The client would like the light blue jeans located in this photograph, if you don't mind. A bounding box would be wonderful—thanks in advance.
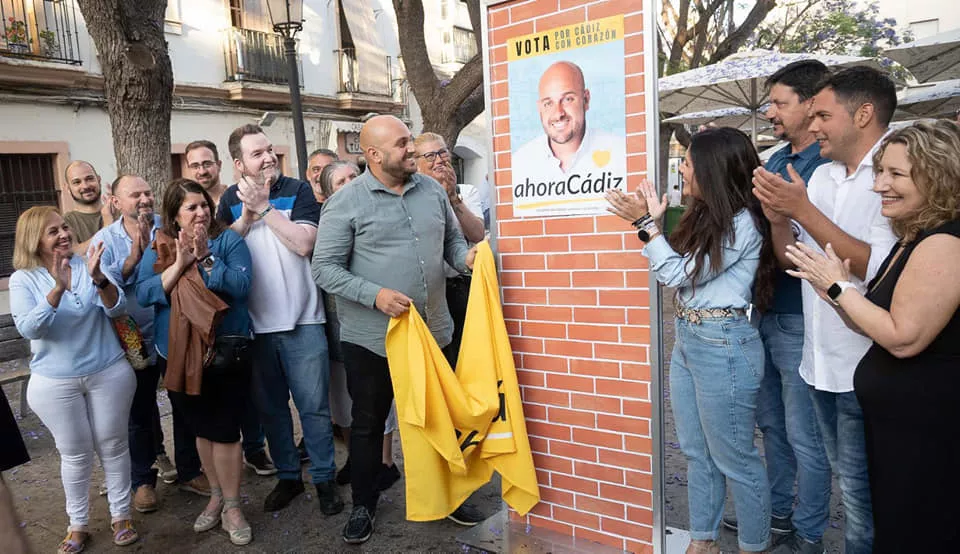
[810,389,873,554]
[756,313,831,542]
[251,324,337,483]
[671,316,771,552]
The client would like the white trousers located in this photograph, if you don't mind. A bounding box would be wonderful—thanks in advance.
[27,358,136,528]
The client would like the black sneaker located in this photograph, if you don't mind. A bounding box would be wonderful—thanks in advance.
[263,479,304,512]
[244,450,278,476]
[375,463,401,491]
[771,535,825,554]
[722,513,795,535]
[315,480,344,515]
[342,505,374,544]
[297,438,310,464]
[446,502,485,526]
[336,458,351,486]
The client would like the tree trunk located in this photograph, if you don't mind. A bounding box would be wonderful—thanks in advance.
[393,0,484,150]
[76,0,174,199]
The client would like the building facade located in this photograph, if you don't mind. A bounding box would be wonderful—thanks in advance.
[0,0,410,300]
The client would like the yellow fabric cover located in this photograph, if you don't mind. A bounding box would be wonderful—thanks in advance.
[385,240,540,521]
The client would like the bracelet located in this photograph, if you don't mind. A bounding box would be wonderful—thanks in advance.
[94,278,110,290]
[631,214,652,229]
[636,219,660,242]
[257,205,273,219]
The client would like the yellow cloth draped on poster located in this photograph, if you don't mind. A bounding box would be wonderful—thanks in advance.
[385,240,540,521]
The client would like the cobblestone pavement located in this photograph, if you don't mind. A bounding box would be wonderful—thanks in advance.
[1,355,502,553]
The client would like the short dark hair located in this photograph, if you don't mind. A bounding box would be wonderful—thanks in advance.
[814,66,898,127]
[185,140,219,162]
[308,148,338,162]
[110,173,140,195]
[765,60,830,101]
[319,160,360,198]
[228,124,265,161]
[161,178,226,239]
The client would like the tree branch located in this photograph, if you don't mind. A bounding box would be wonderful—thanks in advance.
[393,0,439,114]
[709,0,778,63]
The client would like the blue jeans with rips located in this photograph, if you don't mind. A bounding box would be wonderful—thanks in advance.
[810,388,873,554]
[670,316,771,552]
[251,324,336,484]
[756,314,831,542]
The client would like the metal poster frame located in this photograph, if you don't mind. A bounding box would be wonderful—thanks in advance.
[480,1,665,552]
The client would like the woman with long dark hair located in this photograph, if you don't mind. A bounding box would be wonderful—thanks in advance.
[136,179,254,545]
[607,127,777,554]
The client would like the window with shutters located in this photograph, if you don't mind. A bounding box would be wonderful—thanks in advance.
[223,0,290,85]
[0,154,59,277]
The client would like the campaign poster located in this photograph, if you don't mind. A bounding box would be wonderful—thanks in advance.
[508,15,628,218]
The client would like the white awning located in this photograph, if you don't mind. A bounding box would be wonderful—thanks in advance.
[340,0,391,95]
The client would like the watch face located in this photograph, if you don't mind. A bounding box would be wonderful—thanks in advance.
[827,283,842,300]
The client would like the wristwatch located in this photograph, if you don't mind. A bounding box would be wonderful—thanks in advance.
[827,281,856,305]
[199,254,216,271]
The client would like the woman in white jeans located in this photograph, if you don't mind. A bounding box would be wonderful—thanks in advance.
[9,206,138,553]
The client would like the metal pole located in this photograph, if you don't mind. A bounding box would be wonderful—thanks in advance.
[751,78,758,145]
[283,34,308,180]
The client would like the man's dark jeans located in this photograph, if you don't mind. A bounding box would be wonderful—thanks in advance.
[445,274,470,368]
[156,357,203,483]
[129,363,162,490]
[342,341,456,512]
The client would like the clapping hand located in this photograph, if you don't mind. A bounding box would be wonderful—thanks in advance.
[605,179,667,222]
[86,242,107,283]
[175,230,198,269]
[237,175,271,214]
[52,252,71,291]
[192,223,210,260]
[136,212,152,250]
[752,164,809,219]
[785,242,851,293]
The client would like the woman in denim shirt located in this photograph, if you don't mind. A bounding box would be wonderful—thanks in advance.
[136,179,254,545]
[607,128,777,554]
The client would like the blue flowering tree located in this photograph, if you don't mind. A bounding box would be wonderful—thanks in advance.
[750,0,911,57]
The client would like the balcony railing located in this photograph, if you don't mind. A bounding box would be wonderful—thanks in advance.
[336,48,358,93]
[1,0,82,65]
[224,27,289,86]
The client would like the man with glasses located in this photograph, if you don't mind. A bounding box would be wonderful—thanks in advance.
[184,139,277,479]
[184,140,228,208]
[414,133,484,364]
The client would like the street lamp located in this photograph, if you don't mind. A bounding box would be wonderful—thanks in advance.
[265,0,308,180]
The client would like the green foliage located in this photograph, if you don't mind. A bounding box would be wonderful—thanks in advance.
[751,0,911,57]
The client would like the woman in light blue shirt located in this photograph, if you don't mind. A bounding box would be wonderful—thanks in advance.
[607,128,777,554]
[9,206,138,553]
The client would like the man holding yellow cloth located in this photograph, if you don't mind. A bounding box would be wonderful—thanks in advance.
[312,115,483,544]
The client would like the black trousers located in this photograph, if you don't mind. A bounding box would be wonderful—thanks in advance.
[341,341,456,512]
[445,274,471,369]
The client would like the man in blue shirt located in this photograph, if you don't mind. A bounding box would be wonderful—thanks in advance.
[726,60,833,554]
[94,174,209,513]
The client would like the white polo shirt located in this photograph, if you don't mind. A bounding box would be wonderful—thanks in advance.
[798,137,897,393]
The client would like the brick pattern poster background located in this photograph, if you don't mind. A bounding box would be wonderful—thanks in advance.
[485,1,656,553]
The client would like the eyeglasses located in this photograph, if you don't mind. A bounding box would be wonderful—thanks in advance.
[187,161,217,171]
[415,148,449,163]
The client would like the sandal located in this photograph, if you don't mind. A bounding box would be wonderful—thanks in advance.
[193,486,223,533]
[57,529,88,554]
[686,539,721,554]
[221,497,252,546]
[111,519,139,547]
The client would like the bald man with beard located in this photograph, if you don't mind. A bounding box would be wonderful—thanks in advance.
[512,61,626,211]
[312,115,483,544]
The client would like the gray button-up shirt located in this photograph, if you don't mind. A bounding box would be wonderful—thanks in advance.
[312,170,470,357]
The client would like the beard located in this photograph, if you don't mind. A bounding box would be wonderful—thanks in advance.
[70,189,100,206]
